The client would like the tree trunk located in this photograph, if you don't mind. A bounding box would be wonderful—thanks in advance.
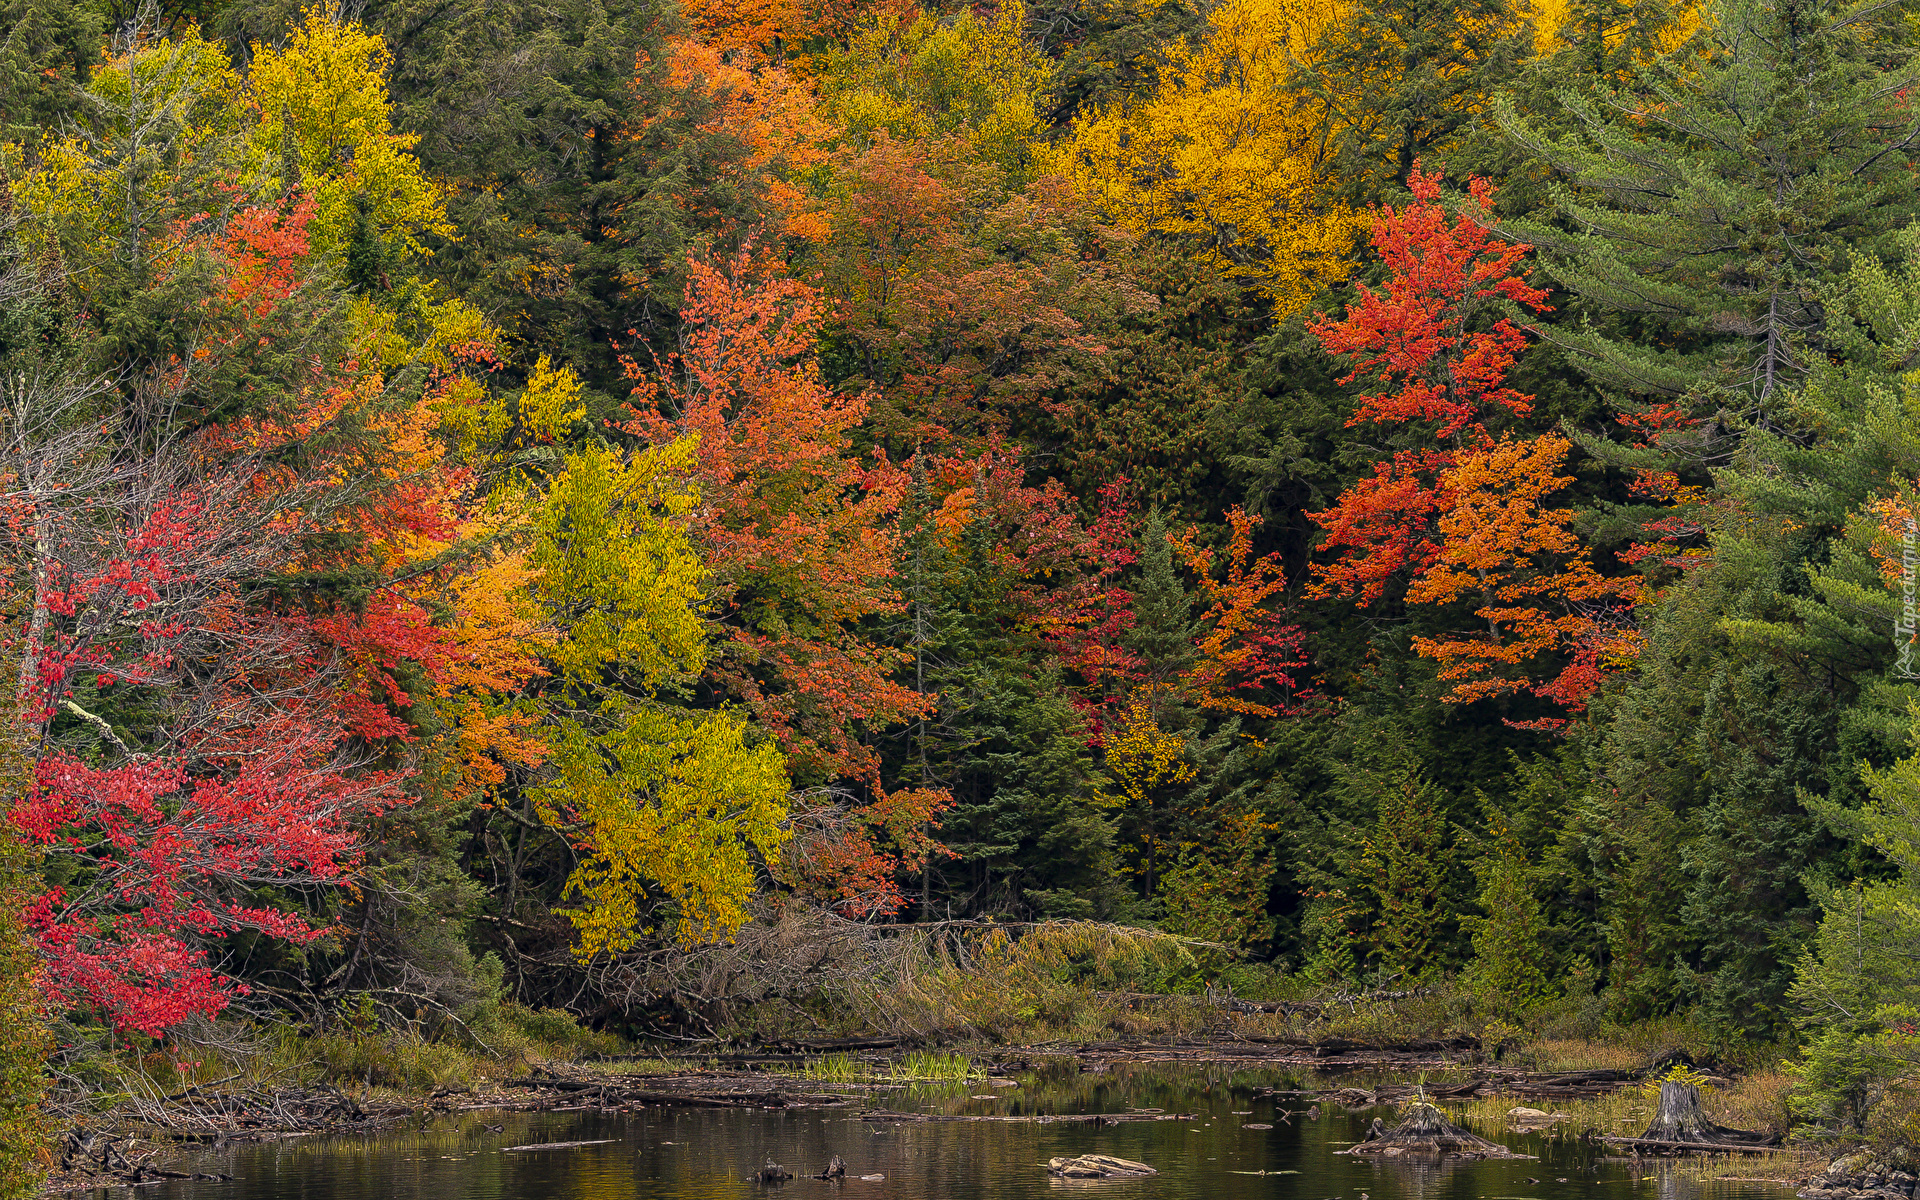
[1636,1082,1775,1145]
[1640,1082,1719,1143]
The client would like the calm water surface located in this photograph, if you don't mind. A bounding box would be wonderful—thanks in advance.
[93,1064,1795,1200]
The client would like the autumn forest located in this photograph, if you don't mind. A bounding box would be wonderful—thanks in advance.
[2,0,1920,1186]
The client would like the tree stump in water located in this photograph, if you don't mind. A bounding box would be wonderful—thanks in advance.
[1641,1083,1719,1143]
[1633,1083,1776,1148]
[1340,1102,1534,1159]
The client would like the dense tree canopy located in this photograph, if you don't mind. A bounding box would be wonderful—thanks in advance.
[7,0,1920,1185]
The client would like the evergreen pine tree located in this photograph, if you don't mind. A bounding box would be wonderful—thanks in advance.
[1551,0,1688,82]
[1499,0,1920,410]
[0,0,103,152]
[259,0,766,396]
[1463,808,1553,1016]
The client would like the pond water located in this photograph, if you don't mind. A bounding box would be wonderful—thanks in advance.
[89,1064,1796,1200]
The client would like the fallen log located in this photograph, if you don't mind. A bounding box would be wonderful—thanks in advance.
[859,1109,1193,1124]
[500,1079,783,1108]
[1049,1155,1158,1179]
[1602,1136,1787,1154]
[502,1140,617,1152]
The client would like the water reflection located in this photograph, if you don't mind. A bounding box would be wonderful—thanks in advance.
[86,1064,1795,1200]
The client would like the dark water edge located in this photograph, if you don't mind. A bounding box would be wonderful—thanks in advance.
[84,1064,1796,1200]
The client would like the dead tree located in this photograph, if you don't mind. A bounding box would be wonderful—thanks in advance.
[1632,1083,1777,1148]
[1341,1102,1534,1159]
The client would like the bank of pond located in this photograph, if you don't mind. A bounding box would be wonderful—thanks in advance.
[61,1063,1807,1200]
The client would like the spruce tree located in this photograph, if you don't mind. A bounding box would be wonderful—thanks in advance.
[1552,0,1688,82]
[0,0,103,151]
[1499,0,1920,411]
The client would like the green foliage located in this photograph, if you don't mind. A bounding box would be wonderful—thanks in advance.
[0,810,48,1197]
[1309,0,1531,197]
[0,0,103,150]
[891,1050,973,1080]
[1500,0,1920,407]
[1463,810,1553,1016]
[1359,765,1455,979]
[1791,715,1920,1136]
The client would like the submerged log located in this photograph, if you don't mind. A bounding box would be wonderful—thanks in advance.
[1339,1102,1535,1160]
[1605,1136,1787,1154]
[814,1155,846,1180]
[1048,1155,1158,1179]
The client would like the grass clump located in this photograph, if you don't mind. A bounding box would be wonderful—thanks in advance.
[800,1053,861,1081]
[891,1051,972,1080]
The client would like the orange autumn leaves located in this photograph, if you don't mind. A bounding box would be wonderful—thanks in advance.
[619,244,948,917]
[1310,168,1644,723]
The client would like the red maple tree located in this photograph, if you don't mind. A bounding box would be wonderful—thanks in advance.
[1309,167,1641,721]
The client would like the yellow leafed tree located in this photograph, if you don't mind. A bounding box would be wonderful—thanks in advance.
[247,5,452,258]
[1042,0,1363,310]
[526,441,791,953]
[819,1,1048,179]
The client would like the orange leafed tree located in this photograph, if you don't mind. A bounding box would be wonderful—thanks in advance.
[812,139,1148,457]
[1405,435,1643,714]
[1309,166,1640,722]
[1172,508,1309,718]
[619,243,950,916]
[664,40,834,242]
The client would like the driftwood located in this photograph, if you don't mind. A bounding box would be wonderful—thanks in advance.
[55,1129,235,1186]
[1339,1103,1535,1160]
[860,1109,1193,1124]
[1605,1136,1788,1154]
[1048,1155,1158,1179]
[503,1077,792,1108]
[502,1140,617,1152]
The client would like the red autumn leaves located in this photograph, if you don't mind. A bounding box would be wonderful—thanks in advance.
[1310,167,1643,724]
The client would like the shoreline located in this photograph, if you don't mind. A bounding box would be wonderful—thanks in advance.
[38,1038,1742,1192]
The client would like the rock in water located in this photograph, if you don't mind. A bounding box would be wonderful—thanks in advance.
[1048,1155,1158,1179]
[759,1160,794,1182]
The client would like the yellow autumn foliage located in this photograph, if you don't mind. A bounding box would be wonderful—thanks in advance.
[1527,0,1702,56]
[1103,698,1196,816]
[247,4,452,257]
[1042,0,1364,310]
[10,28,242,275]
[526,440,791,952]
[819,1,1047,177]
